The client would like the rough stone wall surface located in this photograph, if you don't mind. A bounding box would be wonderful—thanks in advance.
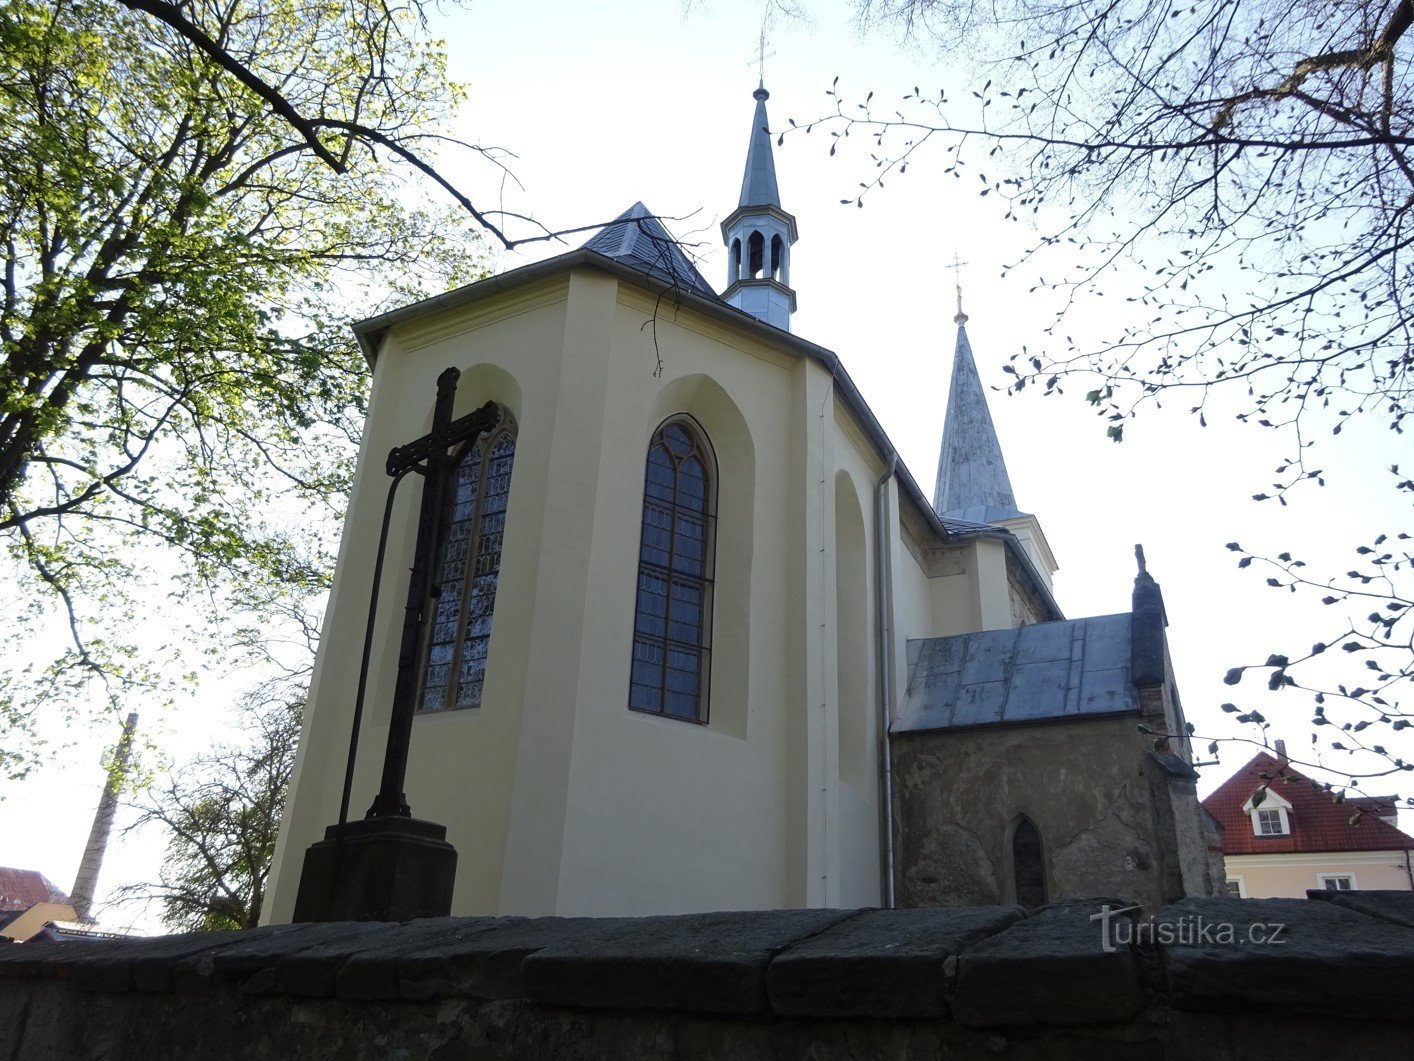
[2,895,1413,1060]
[892,716,1173,909]
[1006,558,1047,627]
[1165,777,1226,899]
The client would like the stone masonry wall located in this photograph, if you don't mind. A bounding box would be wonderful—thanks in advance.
[892,715,1180,910]
[2,893,1413,1059]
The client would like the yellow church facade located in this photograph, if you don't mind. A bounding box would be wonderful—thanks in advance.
[265,246,1063,922]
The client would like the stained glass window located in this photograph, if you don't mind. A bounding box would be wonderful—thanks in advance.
[419,416,516,712]
[629,419,715,723]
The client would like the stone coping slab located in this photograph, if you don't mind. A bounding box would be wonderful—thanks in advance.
[1,895,1412,1030]
[519,908,859,1015]
[765,905,1023,1018]
[1306,888,1414,929]
[337,915,638,1002]
[1158,896,1414,1021]
[949,900,1146,1027]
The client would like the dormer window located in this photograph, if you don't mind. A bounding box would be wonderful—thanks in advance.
[1242,788,1292,837]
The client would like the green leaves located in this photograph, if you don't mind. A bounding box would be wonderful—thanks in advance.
[0,0,488,764]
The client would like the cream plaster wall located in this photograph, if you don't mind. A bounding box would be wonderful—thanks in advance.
[266,279,571,924]
[265,267,947,921]
[1224,851,1414,898]
[926,544,981,638]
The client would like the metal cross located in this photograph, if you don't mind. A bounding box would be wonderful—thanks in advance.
[951,252,969,323]
[752,26,775,86]
[367,367,500,819]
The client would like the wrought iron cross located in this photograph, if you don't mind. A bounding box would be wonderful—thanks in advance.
[367,368,500,819]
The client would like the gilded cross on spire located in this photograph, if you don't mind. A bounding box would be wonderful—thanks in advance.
[951,253,969,325]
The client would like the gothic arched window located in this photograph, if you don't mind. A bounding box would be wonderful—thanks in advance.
[419,412,516,712]
[629,418,716,723]
[1012,816,1048,908]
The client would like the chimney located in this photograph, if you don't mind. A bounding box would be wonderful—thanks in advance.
[71,712,138,923]
[1274,739,1287,762]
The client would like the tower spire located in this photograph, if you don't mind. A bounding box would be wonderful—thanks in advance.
[932,296,1022,522]
[721,80,798,331]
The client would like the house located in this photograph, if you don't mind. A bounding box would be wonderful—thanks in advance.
[1203,746,1414,897]
[0,867,76,943]
[264,83,1221,923]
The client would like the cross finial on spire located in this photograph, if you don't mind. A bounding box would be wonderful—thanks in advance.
[752,26,775,95]
[951,253,969,325]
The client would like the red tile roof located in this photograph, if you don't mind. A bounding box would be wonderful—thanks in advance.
[0,867,70,912]
[1203,752,1414,855]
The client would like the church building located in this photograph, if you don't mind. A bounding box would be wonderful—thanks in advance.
[264,84,1223,923]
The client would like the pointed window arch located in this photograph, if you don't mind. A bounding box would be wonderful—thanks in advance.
[629,418,716,723]
[418,409,517,712]
[730,238,742,283]
[770,234,784,280]
[1011,816,1048,908]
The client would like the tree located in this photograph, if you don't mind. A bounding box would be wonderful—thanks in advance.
[821,0,1411,787]
[125,692,300,931]
[0,0,489,775]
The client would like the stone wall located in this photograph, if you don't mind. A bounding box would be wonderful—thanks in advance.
[2,893,1413,1059]
[1006,554,1049,627]
[893,714,1187,910]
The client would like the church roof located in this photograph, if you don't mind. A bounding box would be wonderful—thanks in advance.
[894,613,1136,733]
[737,85,780,208]
[932,318,1024,522]
[578,203,720,301]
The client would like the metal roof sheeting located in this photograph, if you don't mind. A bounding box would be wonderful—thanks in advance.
[737,87,781,208]
[895,614,1136,733]
[932,322,1024,522]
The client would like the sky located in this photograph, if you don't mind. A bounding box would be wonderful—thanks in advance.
[0,0,1407,932]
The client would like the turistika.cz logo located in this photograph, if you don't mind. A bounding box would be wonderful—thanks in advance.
[1089,904,1287,953]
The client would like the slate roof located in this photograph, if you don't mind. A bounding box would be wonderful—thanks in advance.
[579,203,719,302]
[894,613,1136,733]
[0,867,70,913]
[1203,751,1414,855]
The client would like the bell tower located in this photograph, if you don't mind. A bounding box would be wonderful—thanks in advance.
[721,83,798,331]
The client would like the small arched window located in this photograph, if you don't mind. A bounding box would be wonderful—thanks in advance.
[1012,817,1048,908]
[629,418,716,722]
[419,411,517,712]
[770,234,784,280]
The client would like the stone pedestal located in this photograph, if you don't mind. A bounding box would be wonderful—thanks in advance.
[292,816,457,922]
